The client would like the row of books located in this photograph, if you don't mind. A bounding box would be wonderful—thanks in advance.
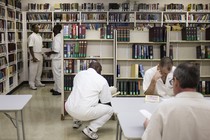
[28,3,50,11]
[8,43,15,52]
[54,3,79,12]
[132,44,153,59]
[164,14,186,22]
[81,13,107,22]
[43,42,52,48]
[16,22,22,30]
[197,81,210,94]
[117,80,141,95]
[40,33,52,40]
[136,3,159,11]
[0,7,5,17]
[17,52,22,60]
[206,27,210,40]
[0,69,5,79]
[64,75,113,91]
[16,42,22,50]
[16,12,22,21]
[7,21,15,30]
[8,32,16,42]
[100,25,114,39]
[136,14,160,21]
[188,4,210,11]
[8,54,16,63]
[182,27,198,41]
[188,14,210,22]
[0,45,6,54]
[54,13,79,22]
[196,46,210,59]
[164,3,184,11]
[7,10,15,20]
[43,61,51,67]
[109,13,134,22]
[8,64,16,75]
[17,61,23,71]
[0,33,4,43]
[27,14,52,22]
[0,57,6,67]
[27,24,52,31]
[117,27,130,42]
[131,64,145,78]
[9,76,13,86]
[64,59,91,74]
[81,3,105,11]
[64,41,87,58]
[0,20,5,31]
[149,27,167,42]
[0,82,5,93]
[63,24,86,39]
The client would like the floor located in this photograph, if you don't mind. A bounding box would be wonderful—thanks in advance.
[0,84,123,140]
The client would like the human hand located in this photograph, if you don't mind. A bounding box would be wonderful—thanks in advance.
[32,57,39,62]
[45,52,51,57]
[152,70,162,81]
[143,118,150,129]
[109,86,117,95]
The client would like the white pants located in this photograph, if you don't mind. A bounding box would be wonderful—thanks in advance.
[65,103,113,132]
[52,59,61,92]
[29,53,43,87]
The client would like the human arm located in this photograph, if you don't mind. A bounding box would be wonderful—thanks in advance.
[143,68,162,95]
[29,47,39,62]
[142,109,162,140]
[99,82,112,106]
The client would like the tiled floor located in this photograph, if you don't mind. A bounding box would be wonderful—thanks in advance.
[0,84,121,140]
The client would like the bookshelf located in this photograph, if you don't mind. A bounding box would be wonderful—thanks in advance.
[116,29,167,97]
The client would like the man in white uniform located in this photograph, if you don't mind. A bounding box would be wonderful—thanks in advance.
[142,62,210,140]
[28,24,45,90]
[65,61,113,140]
[143,57,176,97]
[45,24,62,95]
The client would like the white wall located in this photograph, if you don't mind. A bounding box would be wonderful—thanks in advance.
[21,0,210,11]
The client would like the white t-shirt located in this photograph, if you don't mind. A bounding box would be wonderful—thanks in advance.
[66,68,112,109]
[142,92,210,140]
[143,66,176,97]
[51,33,62,60]
[28,32,43,53]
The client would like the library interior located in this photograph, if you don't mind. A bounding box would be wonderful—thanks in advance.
[1,0,210,140]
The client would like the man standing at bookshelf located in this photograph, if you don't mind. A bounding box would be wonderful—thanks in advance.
[28,24,45,90]
[142,62,210,140]
[143,57,176,97]
[45,24,62,95]
[65,61,113,140]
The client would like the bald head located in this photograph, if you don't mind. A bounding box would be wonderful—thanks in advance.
[89,61,102,74]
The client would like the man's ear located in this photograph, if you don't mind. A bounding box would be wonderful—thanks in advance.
[157,64,160,70]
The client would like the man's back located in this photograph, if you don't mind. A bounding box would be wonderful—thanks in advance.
[142,92,210,140]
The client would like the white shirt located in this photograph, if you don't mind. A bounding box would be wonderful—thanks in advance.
[28,32,43,53]
[143,66,176,97]
[142,92,210,140]
[51,33,62,60]
[66,68,112,109]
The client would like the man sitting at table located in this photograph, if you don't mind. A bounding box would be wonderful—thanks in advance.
[143,57,176,97]
[142,62,210,140]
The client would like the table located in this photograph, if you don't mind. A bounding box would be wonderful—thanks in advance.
[111,97,159,140]
[0,95,32,140]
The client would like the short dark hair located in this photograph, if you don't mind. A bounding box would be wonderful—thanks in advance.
[173,62,200,88]
[159,57,173,71]
[53,24,62,32]
[89,60,102,74]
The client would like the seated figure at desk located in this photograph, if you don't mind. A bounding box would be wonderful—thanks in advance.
[143,57,176,97]
[142,62,210,140]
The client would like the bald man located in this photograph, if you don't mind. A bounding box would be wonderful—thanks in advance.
[65,61,113,140]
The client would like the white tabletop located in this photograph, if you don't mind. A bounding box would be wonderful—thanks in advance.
[0,95,32,111]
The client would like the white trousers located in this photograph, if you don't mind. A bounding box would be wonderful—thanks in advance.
[52,59,61,93]
[29,53,43,87]
[65,103,113,132]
